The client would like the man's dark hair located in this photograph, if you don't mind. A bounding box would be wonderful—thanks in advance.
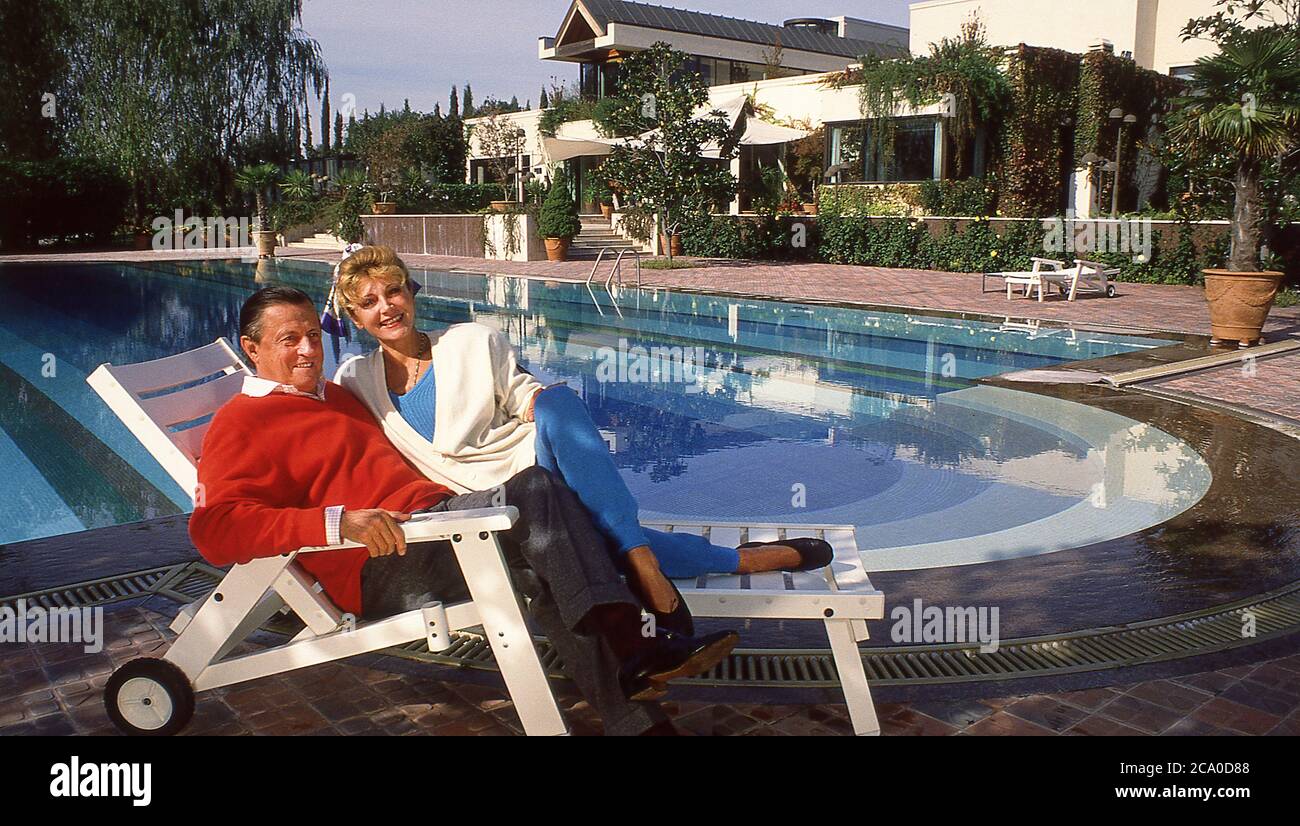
[239,286,316,342]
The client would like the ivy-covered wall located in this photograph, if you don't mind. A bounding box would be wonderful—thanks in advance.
[1074,50,1183,214]
[997,46,1080,218]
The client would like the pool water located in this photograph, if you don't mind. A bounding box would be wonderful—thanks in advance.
[0,258,1209,570]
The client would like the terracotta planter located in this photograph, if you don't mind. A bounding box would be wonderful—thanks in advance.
[1203,269,1284,347]
[255,230,278,258]
[802,203,818,216]
[600,203,614,219]
[544,237,570,262]
[490,200,517,213]
[659,233,683,257]
[371,202,397,215]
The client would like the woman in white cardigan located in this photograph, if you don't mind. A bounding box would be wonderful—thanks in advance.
[332,246,831,619]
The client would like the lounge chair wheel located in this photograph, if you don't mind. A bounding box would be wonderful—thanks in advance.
[1106,285,1117,297]
[104,658,195,736]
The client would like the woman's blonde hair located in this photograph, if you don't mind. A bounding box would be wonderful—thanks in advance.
[335,245,410,313]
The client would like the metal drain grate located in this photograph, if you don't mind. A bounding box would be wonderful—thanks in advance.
[5,563,1298,688]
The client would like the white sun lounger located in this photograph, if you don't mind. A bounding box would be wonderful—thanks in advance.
[87,338,568,736]
[87,338,885,736]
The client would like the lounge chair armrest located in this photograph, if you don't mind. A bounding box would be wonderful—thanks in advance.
[1030,257,1066,270]
[293,506,520,554]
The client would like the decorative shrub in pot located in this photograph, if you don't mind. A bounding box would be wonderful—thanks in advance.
[538,168,582,262]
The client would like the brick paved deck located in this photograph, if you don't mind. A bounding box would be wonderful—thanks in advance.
[2,602,1297,737]
[1145,350,1300,424]
[277,249,1300,339]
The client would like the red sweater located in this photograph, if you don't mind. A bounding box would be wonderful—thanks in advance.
[188,381,452,615]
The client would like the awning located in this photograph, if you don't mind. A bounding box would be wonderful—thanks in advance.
[542,94,810,163]
[542,135,618,163]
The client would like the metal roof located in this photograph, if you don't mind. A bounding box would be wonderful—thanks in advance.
[577,0,906,59]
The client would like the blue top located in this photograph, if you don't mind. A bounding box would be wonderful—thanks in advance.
[388,365,437,442]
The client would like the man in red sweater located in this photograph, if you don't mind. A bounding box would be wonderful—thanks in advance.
[189,286,737,736]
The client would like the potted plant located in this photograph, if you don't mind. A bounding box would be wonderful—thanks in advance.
[1169,27,1299,347]
[371,176,397,214]
[589,175,614,218]
[234,162,282,258]
[538,168,582,261]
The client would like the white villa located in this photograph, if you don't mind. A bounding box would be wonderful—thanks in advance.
[465,0,1229,218]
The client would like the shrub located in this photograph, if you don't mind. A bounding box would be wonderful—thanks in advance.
[538,168,581,239]
[919,178,999,217]
[0,156,130,250]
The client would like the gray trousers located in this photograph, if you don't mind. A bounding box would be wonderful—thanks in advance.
[361,466,667,736]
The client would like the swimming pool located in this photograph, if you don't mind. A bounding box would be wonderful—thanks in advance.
[0,258,1209,571]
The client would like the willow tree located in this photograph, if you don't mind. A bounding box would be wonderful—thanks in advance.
[57,0,326,223]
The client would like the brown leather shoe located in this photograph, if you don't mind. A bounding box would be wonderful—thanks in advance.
[620,630,739,701]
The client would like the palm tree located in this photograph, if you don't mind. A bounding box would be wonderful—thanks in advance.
[1168,27,1300,271]
[234,163,283,230]
[278,169,316,200]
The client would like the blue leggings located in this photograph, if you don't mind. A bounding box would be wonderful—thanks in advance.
[531,385,740,579]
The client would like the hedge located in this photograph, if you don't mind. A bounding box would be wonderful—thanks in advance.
[0,157,130,250]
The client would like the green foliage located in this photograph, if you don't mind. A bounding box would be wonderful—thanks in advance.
[1075,50,1182,213]
[920,177,998,216]
[346,108,468,186]
[600,42,739,258]
[48,0,326,221]
[0,156,130,249]
[618,205,656,244]
[539,98,598,137]
[680,214,818,261]
[819,184,919,216]
[234,163,282,228]
[997,46,1080,217]
[855,19,1011,174]
[327,173,370,244]
[1166,25,1300,270]
[537,168,581,239]
[279,169,317,200]
[269,197,322,234]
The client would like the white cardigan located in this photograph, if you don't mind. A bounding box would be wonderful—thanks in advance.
[336,323,544,494]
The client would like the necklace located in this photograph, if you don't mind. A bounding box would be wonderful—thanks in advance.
[391,333,431,395]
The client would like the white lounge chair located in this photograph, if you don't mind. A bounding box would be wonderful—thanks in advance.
[88,338,568,736]
[87,339,886,736]
[1063,258,1120,300]
[999,257,1069,302]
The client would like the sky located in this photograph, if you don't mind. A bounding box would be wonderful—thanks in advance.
[299,0,912,117]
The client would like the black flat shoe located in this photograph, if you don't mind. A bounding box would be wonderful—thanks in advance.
[622,567,694,637]
[620,630,740,701]
[737,537,834,572]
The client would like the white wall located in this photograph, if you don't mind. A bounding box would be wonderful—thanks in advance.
[907,0,1224,73]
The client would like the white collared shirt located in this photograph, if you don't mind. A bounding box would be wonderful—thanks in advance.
[241,374,328,402]
[240,374,343,544]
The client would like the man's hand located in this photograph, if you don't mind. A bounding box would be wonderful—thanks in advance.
[340,509,411,558]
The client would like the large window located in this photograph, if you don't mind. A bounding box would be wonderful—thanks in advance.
[580,61,622,98]
[826,117,940,183]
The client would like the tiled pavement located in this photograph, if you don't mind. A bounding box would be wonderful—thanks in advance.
[5,246,1297,339]
[1,603,1298,736]
[1146,350,1300,424]
[276,249,1300,339]
[4,247,1300,735]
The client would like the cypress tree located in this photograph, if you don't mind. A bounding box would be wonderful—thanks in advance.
[320,77,330,152]
[462,83,474,118]
[450,85,460,118]
[540,87,549,109]
[333,111,343,151]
